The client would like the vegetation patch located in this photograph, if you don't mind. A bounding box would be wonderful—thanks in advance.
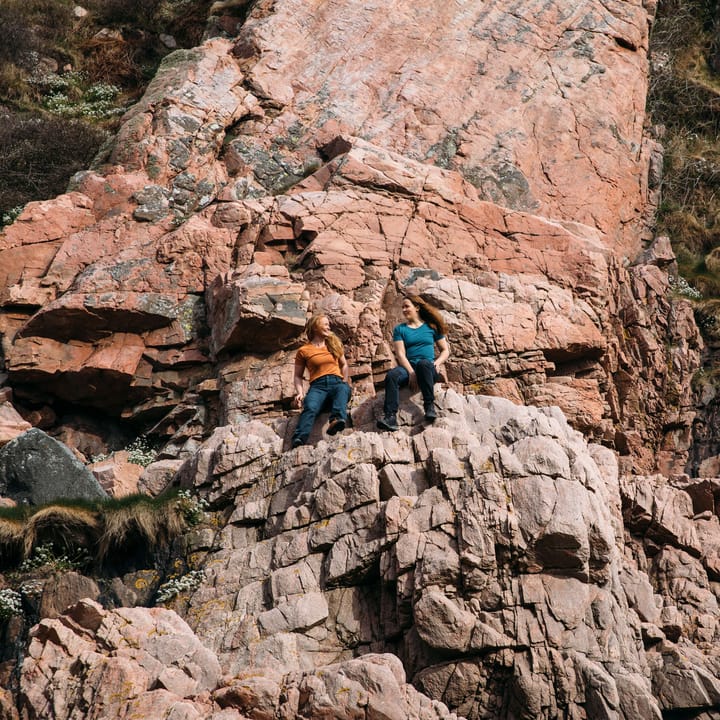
[0,0,214,225]
[0,113,108,220]
[0,489,207,571]
[647,0,720,301]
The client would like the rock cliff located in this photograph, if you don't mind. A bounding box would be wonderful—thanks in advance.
[1,0,719,718]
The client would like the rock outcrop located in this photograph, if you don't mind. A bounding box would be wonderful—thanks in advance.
[1,0,719,719]
[174,393,667,718]
[12,394,720,719]
[21,598,460,720]
[0,0,700,474]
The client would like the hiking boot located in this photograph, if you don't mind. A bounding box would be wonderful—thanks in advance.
[377,415,399,431]
[291,437,305,448]
[327,418,346,435]
[424,403,437,422]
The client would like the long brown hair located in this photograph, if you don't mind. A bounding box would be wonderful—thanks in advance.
[305,314,344,360]
[405,294,447,335]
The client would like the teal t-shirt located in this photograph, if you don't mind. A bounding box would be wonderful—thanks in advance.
[392,323,443,364]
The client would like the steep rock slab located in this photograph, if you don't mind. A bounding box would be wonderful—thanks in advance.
[227,0,654,253]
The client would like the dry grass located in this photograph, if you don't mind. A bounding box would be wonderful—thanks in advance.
[98,495,185,560]
[0,492,193,570]
[0,515,25,565]
[80,36,145,88]
[0,64,38,107]
[24,505,101,559]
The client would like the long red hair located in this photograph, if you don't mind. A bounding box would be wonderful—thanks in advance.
[305,314,344,360]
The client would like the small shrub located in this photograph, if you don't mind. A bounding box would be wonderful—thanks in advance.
[0,588,23,621]
[176,489,208,526]
[157,0,215,48]
[33,71,124,119]
[19,580,43,599]
[669,275,703,300]
[0,62,38,106]
[1,205,24,227]
[0,8,38,67]
[19,542,92,572]
[694,306,719,336]
[0,112,108,222]
[16,0,75,43]
[126,436,159,466]
[155,569,205,603]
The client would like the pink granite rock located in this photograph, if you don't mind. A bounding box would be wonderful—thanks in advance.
[1,3,718,718]
[21,599,222,720]
[0,402,31,447]
[89,451,144,497]
[0,11,699,473]
[19,600,459,720]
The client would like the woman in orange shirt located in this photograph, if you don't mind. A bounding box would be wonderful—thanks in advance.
[291,314,351,447]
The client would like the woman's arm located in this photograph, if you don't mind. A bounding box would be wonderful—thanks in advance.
[338,354,350,383]
[393,340,414,375]
[292,359,306,408]
[434,338,450,371]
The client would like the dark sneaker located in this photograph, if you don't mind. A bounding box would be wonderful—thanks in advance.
[424,404,437,421]
[291,437,305,448]
[327,418,346,435]
[377,415,399,431]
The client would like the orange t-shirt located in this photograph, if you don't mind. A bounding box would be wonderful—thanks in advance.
[295,344,343,383]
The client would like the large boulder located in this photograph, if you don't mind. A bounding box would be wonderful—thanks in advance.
[0,428,107,505]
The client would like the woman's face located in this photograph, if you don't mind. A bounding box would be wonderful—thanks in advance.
[313,315,331,338]
[401,299,420,323]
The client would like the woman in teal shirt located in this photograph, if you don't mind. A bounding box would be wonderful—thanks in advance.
[377,295,449,431]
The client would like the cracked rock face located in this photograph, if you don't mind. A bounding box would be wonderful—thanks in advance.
[225,0,652,253]
[20,600,462,720]
[2,1,720,719]
[16,392,720,718]
[169,392,660,718]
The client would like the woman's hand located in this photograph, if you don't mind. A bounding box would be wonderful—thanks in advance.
[293,359,306,409]
[408,369,418,390]
[435,338,450,372]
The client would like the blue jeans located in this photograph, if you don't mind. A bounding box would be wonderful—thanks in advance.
[293,374,351,443]
[383,359,438,418]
